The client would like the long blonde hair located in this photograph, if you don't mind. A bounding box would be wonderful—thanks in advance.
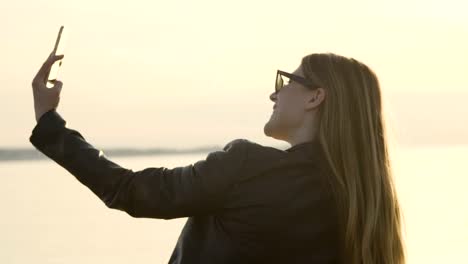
[301,53,406,264]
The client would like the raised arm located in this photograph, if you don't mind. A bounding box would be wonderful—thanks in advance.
[29,109,248,219]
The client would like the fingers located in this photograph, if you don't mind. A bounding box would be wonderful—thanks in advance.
[33,52,65,86]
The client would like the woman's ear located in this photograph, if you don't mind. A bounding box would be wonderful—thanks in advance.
[314,88,326,103]
[306,88,325,110]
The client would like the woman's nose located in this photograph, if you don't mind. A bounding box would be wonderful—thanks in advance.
[269,91,277,101]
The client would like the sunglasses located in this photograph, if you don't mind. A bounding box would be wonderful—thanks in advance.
[275,70,322,94]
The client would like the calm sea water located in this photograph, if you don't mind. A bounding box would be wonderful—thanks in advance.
[1,146,467,263]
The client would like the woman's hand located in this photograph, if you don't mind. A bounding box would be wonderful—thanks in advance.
[32,51,65,123]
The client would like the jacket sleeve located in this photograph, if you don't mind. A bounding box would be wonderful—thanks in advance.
[29,109,248,219]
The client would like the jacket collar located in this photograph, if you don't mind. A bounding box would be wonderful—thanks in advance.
[284,139,328,164]
[285,139,321,153]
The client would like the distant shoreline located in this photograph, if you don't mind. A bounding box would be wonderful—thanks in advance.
[1,142,464,161]
[0,146,225,162]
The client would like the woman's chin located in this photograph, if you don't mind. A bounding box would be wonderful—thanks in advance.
[263,118,276,137]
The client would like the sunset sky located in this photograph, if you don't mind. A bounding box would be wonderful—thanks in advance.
[2,0,467,148]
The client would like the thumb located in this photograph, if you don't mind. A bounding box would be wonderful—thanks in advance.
[52,80,63,93]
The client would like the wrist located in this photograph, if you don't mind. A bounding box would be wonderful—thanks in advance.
[36,108,55,123]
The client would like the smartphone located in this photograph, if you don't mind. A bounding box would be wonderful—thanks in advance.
[46,25,68,88]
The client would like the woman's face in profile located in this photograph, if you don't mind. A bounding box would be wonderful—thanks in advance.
[264,65,312,141]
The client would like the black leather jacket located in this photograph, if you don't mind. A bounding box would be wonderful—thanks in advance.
[29,109,341,264]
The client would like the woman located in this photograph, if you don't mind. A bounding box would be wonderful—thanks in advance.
[266,53,406,264]
[31,52,405,263]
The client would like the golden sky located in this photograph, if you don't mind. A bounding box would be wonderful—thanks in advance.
[2,0,467,148]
